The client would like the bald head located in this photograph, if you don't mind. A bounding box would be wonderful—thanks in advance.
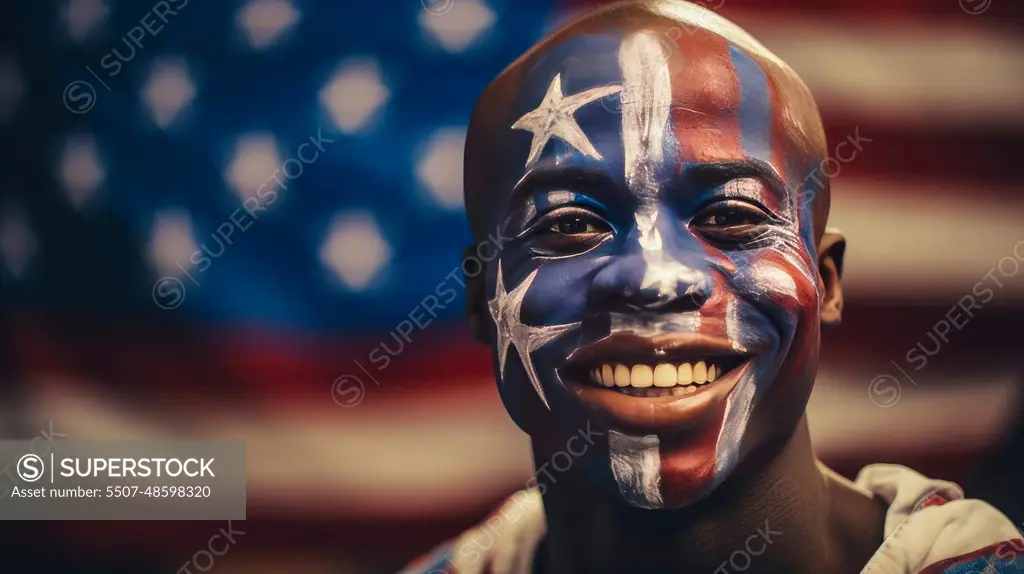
[464,0,831,243]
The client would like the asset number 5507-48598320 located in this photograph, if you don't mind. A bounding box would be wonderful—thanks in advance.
[106,485,211,498]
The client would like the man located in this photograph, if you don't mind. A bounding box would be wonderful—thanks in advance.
[404,1,1023,572]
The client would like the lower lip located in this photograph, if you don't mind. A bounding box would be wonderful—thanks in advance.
[565,361,752,435]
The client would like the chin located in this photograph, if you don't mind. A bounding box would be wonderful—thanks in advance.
[656,445,728,508]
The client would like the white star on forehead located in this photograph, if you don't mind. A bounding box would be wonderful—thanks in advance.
[511,73,622,168]
[489,262,580,409]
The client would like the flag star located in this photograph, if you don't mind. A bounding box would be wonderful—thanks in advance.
[0,207,36,279]
[142,58,196,128]
[511,73,621,167]
[489,262,580,409]
[418,0,495,53]
[62,0,109,41]
[237,0,300,50]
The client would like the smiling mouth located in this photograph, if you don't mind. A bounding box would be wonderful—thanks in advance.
[562,332,752,398]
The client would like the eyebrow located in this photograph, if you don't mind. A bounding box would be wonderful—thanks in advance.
[507,159,790,214]
[510,166,619,209]
[681,159,789,204]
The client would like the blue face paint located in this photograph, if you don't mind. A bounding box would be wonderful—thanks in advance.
[730,44,773,167]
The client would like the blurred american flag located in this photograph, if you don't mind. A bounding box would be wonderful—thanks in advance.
[1,0,1022,571]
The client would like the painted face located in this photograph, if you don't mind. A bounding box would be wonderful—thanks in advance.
[482,20,826,508]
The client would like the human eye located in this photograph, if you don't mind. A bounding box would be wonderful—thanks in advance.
[690,198,773,249]
[527,207,612,256]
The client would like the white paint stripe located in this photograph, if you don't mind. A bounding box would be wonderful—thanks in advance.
[714,367,757,478]
[608,430,663,508]
[756,261,799,302]
[618,31,667,273]
[648,2,787,69]
[619,31,672,192]
[619,31,690,306]
[610,33,675,508]
[725,299,742,349]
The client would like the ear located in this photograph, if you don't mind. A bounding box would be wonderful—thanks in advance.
[464,244,491,344]
[818,228,846,329]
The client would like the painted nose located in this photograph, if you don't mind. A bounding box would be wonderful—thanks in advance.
[589,252,713,313]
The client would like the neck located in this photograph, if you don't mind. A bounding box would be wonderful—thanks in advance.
[536,418,885,574]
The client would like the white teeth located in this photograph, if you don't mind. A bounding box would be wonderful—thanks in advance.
[631,364,653,388]
[601,364,615,387]
[653,363,676,387]
[677,362,693,385]
[591,361,725,389]
[693,361,708,384]
[614,364,631,387]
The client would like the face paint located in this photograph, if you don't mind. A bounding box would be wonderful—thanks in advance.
[488,263,580,409]
[608,430,663,508]
[512,73,622,168]
[479,8,825,509]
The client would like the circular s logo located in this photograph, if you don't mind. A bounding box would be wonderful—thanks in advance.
[421,0,455,16]
[16,453,45,482]
[959,0,991,14]
[868,374,902,408]
[63,80,97,114]
[152,276,186,310]
[332,375,365,407]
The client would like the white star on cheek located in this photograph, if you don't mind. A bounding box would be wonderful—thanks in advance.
[511,73,622,168]
[488,262,581,409]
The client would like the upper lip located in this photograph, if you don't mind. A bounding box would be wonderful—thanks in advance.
[563,331,750,371]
